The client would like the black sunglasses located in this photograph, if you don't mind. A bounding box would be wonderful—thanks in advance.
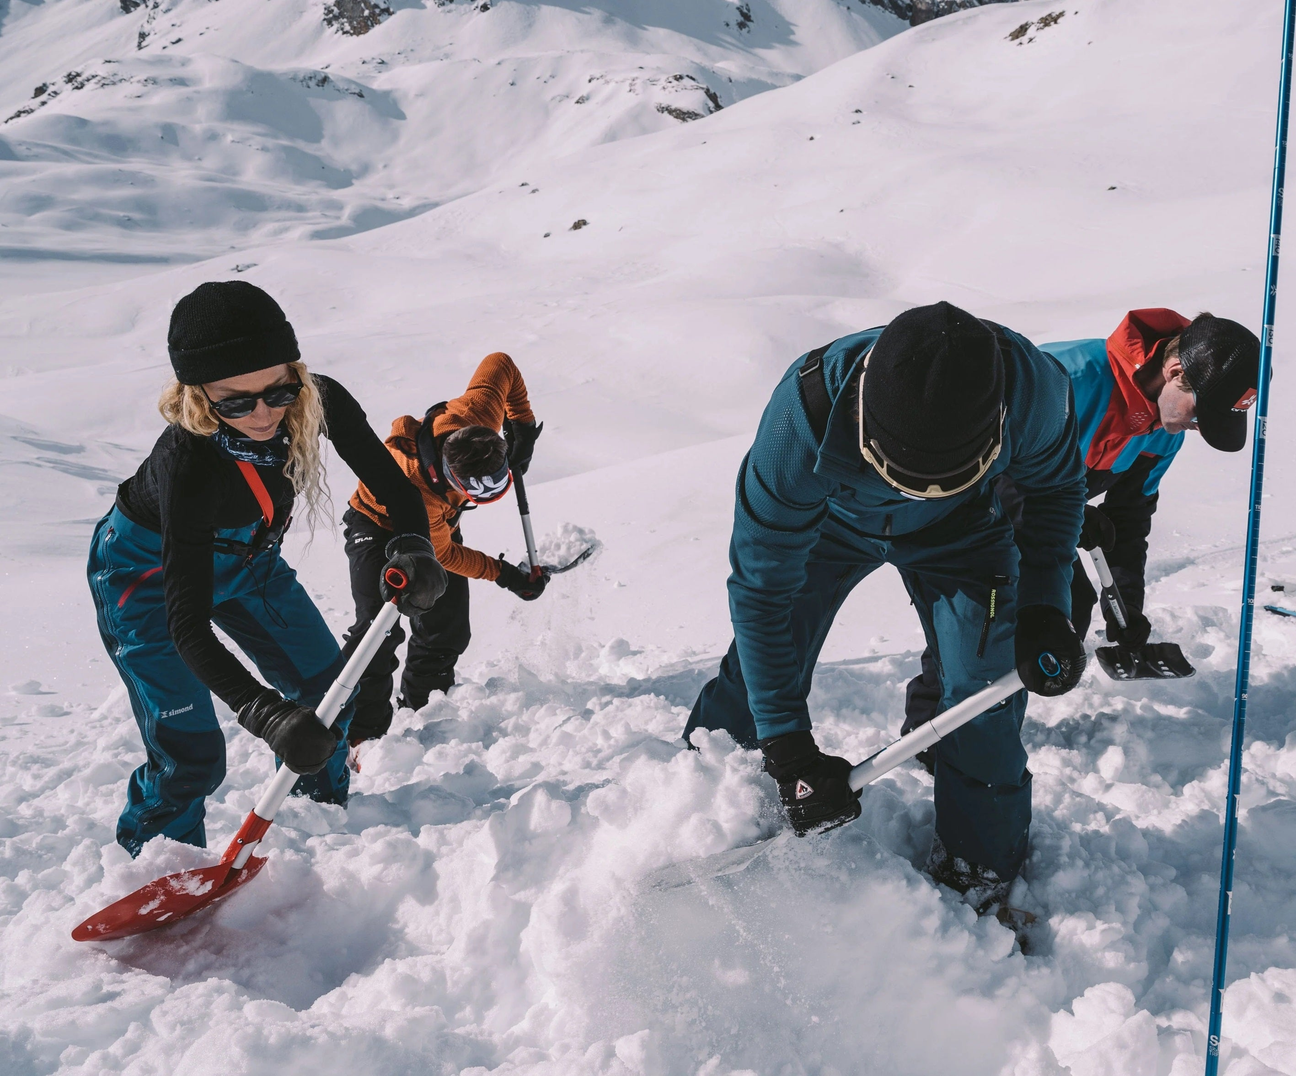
[203,378,303,420]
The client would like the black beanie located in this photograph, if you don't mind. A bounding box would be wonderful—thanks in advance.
[861,302,1004,477]
[167,281,300,385]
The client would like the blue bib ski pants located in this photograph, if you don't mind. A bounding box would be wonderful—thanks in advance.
[684,489,1031,881]
[88,508,353,855]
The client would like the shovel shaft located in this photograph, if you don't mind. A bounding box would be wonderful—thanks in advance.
[514,471,541,571]
[229,600,404,868]
[521,513,540,572]
[1088,547,1128,630]
[848,671,1024,791]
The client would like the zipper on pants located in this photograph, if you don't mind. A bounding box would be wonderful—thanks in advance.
[977,574,1012,658]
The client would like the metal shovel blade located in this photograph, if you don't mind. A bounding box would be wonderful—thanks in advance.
[71,853,267,942]
[541,545,595,575]
[1095,642,1195,681]
[644,830,792,891]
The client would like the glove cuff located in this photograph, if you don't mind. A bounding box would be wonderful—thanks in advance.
[236,687,280,736]
[385,533,435,559]
[759,729,819,779]
[494,557,519,588]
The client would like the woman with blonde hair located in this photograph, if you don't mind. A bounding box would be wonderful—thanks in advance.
[88,281,445,855]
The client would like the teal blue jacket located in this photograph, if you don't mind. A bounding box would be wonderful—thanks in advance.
[1048,337,1182,493]
[729,325,1086,739]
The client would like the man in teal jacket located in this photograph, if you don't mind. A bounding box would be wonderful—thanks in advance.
[904,310,1260,740]
[684,302,1087,909]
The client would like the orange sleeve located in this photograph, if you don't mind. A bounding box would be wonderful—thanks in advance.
[425,499,501,581]
[434,353,535,435]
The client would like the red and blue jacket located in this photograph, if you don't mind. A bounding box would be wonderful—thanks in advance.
[1042,308,1190,614]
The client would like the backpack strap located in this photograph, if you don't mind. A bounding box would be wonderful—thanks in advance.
[235,460,275,527]
[415,404,452,496]
[797,344,833,443]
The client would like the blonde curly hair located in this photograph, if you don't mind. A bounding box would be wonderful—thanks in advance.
[158,360,332,535]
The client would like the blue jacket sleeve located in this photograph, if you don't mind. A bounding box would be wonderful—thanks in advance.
[1003,340,1087,614]
[727,371,833,741]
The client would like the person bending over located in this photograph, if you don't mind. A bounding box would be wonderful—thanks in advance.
[684,302,1086,914]
[89,281,444,855]
[904,309,1260,737]
[343,351,544,750]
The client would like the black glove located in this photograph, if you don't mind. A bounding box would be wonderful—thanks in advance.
[1015,604,1086,696]
[1078,504,1116,552]
[495,557,549,600]
[760,730,862,837]
[382,534,448,616]
[1107,608,1152,648]
[238,689,340,774]
[503,418,542,477]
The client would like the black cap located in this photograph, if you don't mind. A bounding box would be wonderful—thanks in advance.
[167,281,300,385]
[1177,315,1260,452]
[862,302,1004,476]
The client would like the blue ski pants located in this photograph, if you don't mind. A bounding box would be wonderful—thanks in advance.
[88,508,353,856]
[684,494,1031,880]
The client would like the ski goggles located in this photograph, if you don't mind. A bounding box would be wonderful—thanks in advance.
[857,351,1004,500]
[446,459,513,504]
[204,378,303,420]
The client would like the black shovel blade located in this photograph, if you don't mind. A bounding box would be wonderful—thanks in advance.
[541,546,594,575]
[1095,642,1195,681]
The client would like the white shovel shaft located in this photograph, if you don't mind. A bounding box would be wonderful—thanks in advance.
[520,512,539,570]
[848,671,1024,792]
[1088,546,1115,588]
[231,601,404,868]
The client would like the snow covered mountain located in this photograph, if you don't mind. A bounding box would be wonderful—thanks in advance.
[3,1,1296,1074]
[0,0,901,257]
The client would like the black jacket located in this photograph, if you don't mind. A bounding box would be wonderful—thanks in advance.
[115,375,428,710]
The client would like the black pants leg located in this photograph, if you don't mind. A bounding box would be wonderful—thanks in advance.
[901,648,943,737]
[400,532,471,709]
[342,508,405,744]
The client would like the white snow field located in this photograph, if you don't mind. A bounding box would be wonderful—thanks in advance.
[3,0,1296,1073]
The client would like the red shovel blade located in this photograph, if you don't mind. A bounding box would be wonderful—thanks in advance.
[72,810,275,942]
[71,853,269,942]
[72,861,234,941]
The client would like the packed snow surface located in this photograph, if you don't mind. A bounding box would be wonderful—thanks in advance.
[2,0,1296,1074]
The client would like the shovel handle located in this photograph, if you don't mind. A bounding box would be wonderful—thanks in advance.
[514,471,541,572]
[1087,547,1128,630]
[225,600,405,869]
[848,671,1024,791]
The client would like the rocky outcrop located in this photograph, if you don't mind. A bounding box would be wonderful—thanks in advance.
[865,0,1024,27]
[322,0,394,36]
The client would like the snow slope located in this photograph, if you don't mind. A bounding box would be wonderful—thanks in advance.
[3,0,1296,1074]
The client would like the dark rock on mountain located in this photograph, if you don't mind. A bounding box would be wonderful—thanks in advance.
[323,0,394,36]
[865,0,1024,27]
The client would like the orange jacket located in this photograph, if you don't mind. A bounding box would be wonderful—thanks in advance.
[349,352,536,581]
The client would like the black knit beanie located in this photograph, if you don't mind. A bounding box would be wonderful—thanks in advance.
[861,302,1004,477]
[167,281,300,385]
